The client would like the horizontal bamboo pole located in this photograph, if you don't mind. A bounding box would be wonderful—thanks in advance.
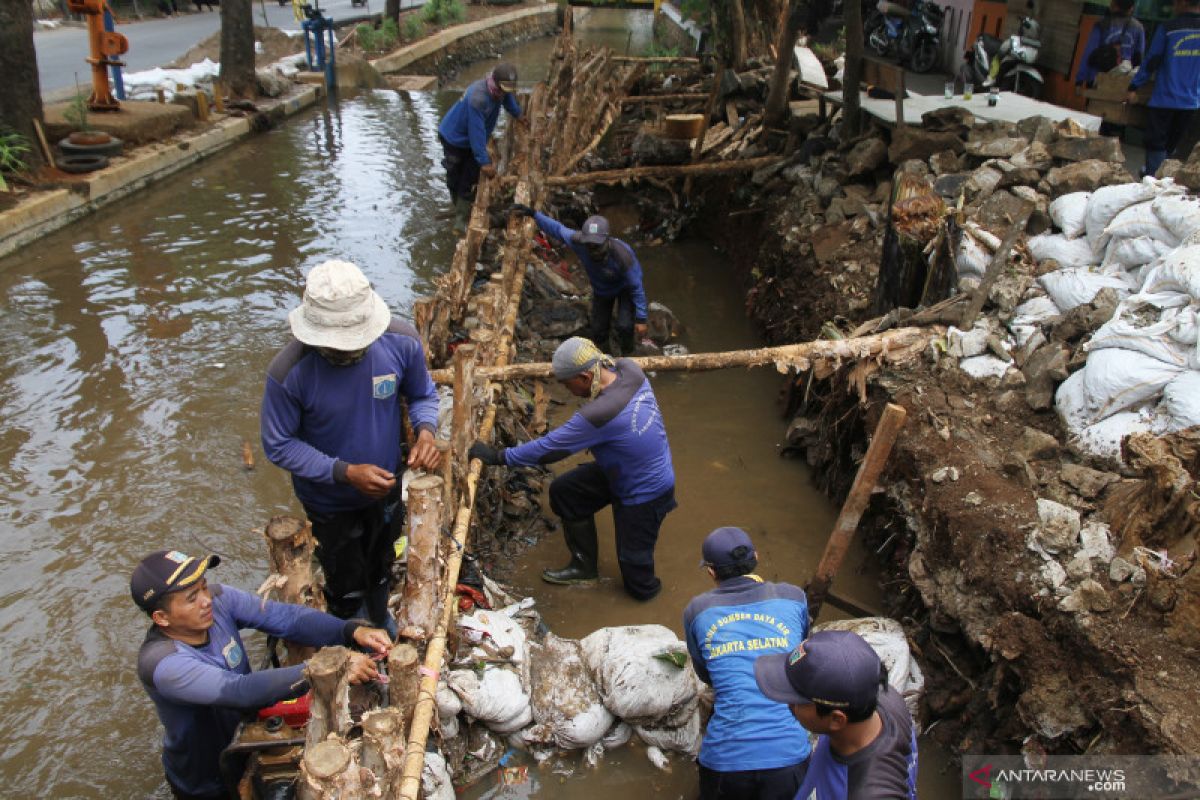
[429,327,933,384]
[543,155,782,186]
[612,55,700,64]
[620,93,709,104]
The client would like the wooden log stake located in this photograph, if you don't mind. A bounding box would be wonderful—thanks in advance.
[31,119,54,166]
[436,439,454,518]
[684,65,725,197]
[387,642,421,731]
[612,55,700,64]
[304,647,353,748]
[397,475,444,641]
[359,708,405,790]
[298,739,361,800]
[542,155,781,187]
[451,345,478,481]
[263,515,325,664]
[620,93,708,104]
[806,403,908,618]
[429,327,933,384]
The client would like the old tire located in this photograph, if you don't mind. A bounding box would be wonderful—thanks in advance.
[909,36,938,73]
[57,154,109,174]
[58,135,124,157]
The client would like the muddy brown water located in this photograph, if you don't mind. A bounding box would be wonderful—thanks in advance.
[0,11,956,798]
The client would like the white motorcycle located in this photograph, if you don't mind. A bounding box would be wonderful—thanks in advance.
[962,16,1044,98]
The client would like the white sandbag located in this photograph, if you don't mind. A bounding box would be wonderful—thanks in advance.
[1049,191,1090,239]
[959,355,1013,380]
[634,706,702,757]
[580,625,701,726]
[448,667,533,733]
[421,750,456,800]
[1152,194,1200,241]
[436,681,462,719]
[1103,235,1175,270]
[1102,201,1180,253]
[1011,295,1062,326]
[1027,233,1101,267]
[1078,348,1184,423]
[1087,302,1194,368]
[814,617,924,720]
[601,721,633,750]
[956,229,992,280]
[1162,371,1200,429]
[1075,410,1155,462]
[1138,244,1200,302]
[528,633,615,750]
[457,608,529,666]
[1038,269,1131,312]
[1084,180,1162,251]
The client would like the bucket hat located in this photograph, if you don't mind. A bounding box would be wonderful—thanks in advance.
[288,260,391,351]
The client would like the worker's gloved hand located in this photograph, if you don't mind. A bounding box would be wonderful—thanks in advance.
[469,441,506,466]
[508,203,536,218]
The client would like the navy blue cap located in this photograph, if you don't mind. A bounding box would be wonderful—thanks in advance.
[131,550,220,612]
[576,215,610,245]
[700,526,755,568]
[754,630,882,709]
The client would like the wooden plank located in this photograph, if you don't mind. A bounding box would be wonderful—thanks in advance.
[544,155,781,187]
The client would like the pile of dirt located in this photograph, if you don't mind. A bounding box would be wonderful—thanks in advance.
[168,25,304,68]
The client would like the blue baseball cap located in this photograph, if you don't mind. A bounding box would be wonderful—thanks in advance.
[700,526,755,568]
[754,630,882,709]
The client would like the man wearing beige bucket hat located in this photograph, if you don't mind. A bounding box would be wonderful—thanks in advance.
[261,260,442,634]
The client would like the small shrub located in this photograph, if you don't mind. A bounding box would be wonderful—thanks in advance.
[379,17,400,49]
[680,0,708,22]
[402,14,424,41]
[357,23,377,51]
[64,93,91,133]
[0,130,31,192]
[422,0,465,27]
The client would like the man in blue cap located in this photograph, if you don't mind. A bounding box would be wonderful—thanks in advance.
[683,527,812,799]
[754,630,919,800]
[438,62,524,231]
[131,549,393,800]
[468,336,675,600]
[509,205,649,355]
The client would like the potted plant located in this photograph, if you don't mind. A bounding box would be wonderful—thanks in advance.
[58,89,124,158]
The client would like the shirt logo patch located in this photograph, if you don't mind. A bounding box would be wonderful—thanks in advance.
[373,374,397,400]
[223,639,244,669]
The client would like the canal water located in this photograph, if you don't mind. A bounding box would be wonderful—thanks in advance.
[0,10,956,798]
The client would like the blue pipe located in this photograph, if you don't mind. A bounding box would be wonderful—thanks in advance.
[103,7,126,101]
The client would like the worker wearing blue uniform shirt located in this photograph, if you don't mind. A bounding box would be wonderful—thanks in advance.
[511,204,649,355]
[683,527,813,800]
[131,549,392,800]
[469,337,676,600]
[755,631,919,800]
[261,260,442,632]
[1128,1,1200,176]
[438,62,523,231]
[1076,0,1145,88]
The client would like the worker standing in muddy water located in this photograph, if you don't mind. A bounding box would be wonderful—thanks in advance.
[438,62,524,233]
[754,631,919,800]
[510,204,649,356]
[131,549,391,800]
[468,336,675,600]
[261,260,442,634]
[684,527,813,800]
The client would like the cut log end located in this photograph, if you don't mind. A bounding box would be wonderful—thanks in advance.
[265,515,307,543]
[307,645,351,678]
[388,642,420,668]
[408,475,445,492]
[304,739,352,780]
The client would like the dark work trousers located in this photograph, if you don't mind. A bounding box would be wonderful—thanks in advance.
[549,461,676,600]
[306,486,404,626]
[439,133,481,202]
[1143,106,1199,177]
[167,778,224,800]
[590,288,636,355]
[698,760,809,800]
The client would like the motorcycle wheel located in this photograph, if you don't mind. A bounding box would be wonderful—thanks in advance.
[909,36,938,73]
[864,14,891,58]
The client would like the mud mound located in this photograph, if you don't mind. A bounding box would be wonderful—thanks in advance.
[168,25,303,69]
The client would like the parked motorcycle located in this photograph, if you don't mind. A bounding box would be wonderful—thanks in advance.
[864,0,944,74]
[962,16,1045,98]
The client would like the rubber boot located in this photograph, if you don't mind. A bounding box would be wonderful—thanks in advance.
[542,517,599,584]
[452,197,470,235]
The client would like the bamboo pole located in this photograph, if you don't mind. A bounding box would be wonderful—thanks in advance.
[428,327,934,384]
[806,403,908,617]
[543,155,782,186]
[620,93,709,104]
[612,55,700,64]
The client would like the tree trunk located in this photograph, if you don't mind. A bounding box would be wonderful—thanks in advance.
[396,475,444,641]
[305,647,353,748]
[0,0,45,169]
[219,0,257,99]
[763,2,805,129]
[263,515,324,665]
[359,708,405,790]
[387,642,421,731]
[843,0,865,137]
[542,155,782,187]
[299,740,362,800]
[729,0,748,71]
[385,0,400,24]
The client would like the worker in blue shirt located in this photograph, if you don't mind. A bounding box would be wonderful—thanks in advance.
[131,549,392,800]
[438,62,523,231]
[468,337,676,600]
[511,204,649,355]
[261,260,442,632]
[755,631,919,800]
[1128,1,1200,176]
[683,527,812,800]
[1077,0,1145,136]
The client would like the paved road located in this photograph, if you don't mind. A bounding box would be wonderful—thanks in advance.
[35,0,416,98]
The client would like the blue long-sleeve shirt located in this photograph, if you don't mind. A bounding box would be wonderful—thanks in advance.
[438,78,522,166]
[683,576,812,772]
[137,583,363,797]
[504,359,674,505]
[533,211,649,321]
[1130,13,1200,109]
[1075,15,1145,85]
[261,318,440,515]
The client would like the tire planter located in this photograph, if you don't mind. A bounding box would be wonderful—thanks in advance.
[57,154,109,174]
[58,135,124,158]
